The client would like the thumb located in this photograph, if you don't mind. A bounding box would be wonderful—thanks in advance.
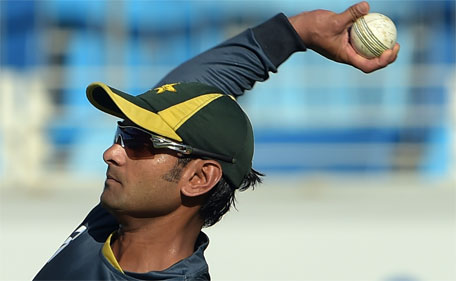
[340,1,370,26]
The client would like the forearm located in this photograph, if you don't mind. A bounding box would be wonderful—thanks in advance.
[156,13,306,96]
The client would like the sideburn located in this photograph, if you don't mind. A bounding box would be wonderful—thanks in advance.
[162,157,192,183]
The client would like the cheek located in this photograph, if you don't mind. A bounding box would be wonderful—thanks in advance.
[128,180,182,217]
[125,157,182,216]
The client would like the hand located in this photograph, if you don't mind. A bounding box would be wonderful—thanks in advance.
[289,1,400,73]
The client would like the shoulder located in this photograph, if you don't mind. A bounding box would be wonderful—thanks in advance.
[82,203,118,242]
[33,204,119,280]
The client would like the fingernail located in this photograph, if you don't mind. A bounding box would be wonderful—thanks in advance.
[359,1,369,14]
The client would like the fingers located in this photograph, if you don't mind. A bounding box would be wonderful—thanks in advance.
[341,1,370,25]
[391,43,400,62]
[351,43,400,73]
[381,43,400,63]
[375,43,399,68]
[353,58,384,74]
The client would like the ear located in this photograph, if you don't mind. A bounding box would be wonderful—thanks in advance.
[180,159,222,197]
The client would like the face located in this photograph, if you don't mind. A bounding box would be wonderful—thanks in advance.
[101,125,185,218]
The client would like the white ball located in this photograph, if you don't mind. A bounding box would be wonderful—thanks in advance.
[350,13,397,59]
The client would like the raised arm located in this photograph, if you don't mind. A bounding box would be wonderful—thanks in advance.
[157,1,400,96]
[157,13,306,96]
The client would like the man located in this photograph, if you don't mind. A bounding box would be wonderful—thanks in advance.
[34,2,399,280]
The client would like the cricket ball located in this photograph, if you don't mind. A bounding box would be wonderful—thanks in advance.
[350,13,397,59]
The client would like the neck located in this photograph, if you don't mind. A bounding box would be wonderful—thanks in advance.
[111,208,203,273]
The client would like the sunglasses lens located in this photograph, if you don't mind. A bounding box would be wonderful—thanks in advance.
[113,124,233,163]
[115,126,155,158]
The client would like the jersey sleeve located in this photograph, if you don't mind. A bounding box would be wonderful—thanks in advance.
[156,13,306,97]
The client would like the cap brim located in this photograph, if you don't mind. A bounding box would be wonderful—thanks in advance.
[86,82,182,141]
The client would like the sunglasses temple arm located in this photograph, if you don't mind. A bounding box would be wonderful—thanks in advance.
[191,148,236,164]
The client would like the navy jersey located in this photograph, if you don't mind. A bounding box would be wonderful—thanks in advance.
[33,204,210,280]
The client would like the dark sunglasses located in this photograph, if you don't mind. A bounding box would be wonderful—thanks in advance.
[114,122,235,163]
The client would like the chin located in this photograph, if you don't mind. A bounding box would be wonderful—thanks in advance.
[100,190,119,211]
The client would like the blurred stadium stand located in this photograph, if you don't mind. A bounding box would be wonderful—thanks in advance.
[0,0,454,187]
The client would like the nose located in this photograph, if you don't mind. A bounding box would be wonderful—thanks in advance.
[103,143,127,166]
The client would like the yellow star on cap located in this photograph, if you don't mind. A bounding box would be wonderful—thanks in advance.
[154,83,179,94]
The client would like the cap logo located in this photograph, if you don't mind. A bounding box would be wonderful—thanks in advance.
[154,83,179,94]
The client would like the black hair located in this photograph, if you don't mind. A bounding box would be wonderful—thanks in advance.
[199,168,263,227]
[174,157,263,227]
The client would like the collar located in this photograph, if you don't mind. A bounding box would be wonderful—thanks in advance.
[102,231,210,279]
[102,232,124,274]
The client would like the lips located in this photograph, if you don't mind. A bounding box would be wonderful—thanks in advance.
[106,171,121,183]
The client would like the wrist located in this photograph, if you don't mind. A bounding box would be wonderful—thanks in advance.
[288,11,315,48]
[252,13,306,67]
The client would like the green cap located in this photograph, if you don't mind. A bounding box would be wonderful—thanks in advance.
[86,81,254,188]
